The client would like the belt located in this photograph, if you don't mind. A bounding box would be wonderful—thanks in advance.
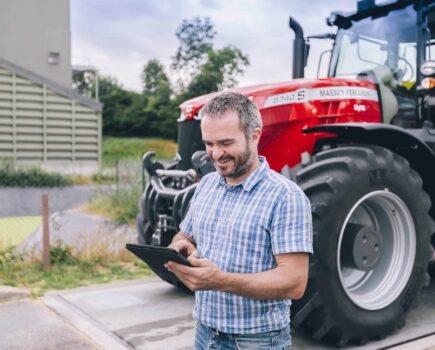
[208,326,235,337]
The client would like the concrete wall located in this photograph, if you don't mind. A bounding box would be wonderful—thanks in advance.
[0,0,72,88]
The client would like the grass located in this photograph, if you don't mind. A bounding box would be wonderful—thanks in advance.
[0,216,41,248]
[86,186,141,225]
[102,136,178,167]
[0,231,154,297]
[66,172,116,186]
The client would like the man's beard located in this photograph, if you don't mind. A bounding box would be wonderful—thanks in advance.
[214,144,254,179]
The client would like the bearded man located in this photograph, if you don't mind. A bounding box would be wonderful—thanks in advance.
[166,91,313,349]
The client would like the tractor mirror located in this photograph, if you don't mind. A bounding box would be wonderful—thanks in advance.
[420,61,435,76]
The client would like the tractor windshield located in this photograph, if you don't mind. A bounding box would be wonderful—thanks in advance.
[330,4,417,84]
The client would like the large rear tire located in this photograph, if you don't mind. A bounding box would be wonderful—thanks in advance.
[292,145,433,346]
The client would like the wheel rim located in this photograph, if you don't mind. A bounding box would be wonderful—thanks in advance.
[337,190,416,310]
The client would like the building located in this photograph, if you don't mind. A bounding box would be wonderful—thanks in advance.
[0,0,102,175]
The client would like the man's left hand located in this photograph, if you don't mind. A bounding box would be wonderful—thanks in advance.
[165,257,223,292]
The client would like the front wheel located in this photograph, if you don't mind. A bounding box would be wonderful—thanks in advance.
[292,145,433,346]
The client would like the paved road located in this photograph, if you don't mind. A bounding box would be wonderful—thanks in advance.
[16,209,137,256]
[0,185,114,217]
[42,277,435,350]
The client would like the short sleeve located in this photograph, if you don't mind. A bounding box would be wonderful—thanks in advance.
[179,200,194,238]
[179,177,206,238]
[270,189,313,255]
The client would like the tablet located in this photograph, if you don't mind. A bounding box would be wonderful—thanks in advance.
[125,243,191,284]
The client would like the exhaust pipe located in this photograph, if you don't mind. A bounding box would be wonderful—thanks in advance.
[289,17,308,79]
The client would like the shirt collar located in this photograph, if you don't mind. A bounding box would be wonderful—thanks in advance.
[218,156,269,192]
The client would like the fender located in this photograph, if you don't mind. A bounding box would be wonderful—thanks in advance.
[304,123,435,219]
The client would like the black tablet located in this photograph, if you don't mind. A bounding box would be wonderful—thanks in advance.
[125,243,191,284]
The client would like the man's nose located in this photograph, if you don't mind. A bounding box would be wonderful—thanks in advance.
[210,147,224,160]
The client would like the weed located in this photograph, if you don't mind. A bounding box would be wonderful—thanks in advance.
[87,186,141,225]
[0,239,153,297]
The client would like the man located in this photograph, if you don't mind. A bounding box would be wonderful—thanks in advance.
[166,92,313,349]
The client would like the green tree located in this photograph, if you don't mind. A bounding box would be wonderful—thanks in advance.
[142,59,171,99]
[98,76,148,136]
[141,59,178,139]
[86,17,249,140]
[182,46,249,100]
[172,17,216,73]
[72,70,97,97]
[172,17,249,98]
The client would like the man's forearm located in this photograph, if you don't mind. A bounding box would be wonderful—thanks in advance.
[218,268,306,300]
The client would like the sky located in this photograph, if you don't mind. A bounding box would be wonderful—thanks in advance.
[70,0,357,93]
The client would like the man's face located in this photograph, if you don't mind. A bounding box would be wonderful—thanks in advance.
[201,111,259,179]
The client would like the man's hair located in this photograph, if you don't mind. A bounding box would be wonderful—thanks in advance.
[201,92,262,137]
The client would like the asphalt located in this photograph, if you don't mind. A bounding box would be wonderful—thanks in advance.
[0,185,114,217]
[15,209,138,257]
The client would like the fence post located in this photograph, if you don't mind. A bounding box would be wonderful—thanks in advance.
[42,193,50,271]
[115,160,119,191]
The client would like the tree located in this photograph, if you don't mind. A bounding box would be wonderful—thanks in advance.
[183,46,249,100]
[142,59,171,99]
[172,17,216,72]
[72,70,96,98]
[172,17,249,99]
[85,17,249,140]
[98,76,148,136]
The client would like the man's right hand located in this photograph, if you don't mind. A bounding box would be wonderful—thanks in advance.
[168,233,199,258]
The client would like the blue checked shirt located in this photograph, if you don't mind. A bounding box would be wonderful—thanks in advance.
[179,157,313,334]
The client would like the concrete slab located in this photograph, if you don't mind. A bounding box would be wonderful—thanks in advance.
[0,285,31,303]
[0,299,100,350]
[43,278,195,350]
[42,277,435,350]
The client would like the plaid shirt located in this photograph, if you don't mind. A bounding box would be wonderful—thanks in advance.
[179,157,313,334]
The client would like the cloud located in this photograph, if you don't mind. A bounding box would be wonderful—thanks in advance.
[70,0,359,92]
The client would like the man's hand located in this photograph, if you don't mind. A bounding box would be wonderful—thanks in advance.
[168,232,199,258]
[166,257,223,292]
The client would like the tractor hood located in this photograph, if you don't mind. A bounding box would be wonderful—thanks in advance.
[178,77,378,121]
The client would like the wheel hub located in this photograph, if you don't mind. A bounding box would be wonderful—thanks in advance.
[338,190,416,310]
[342,223,383,271]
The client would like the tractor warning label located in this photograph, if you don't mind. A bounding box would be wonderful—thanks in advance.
[263,86,379,108]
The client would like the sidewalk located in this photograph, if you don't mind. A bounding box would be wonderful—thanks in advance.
[0,298,100,350]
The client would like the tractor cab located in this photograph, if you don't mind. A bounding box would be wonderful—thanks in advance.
[325,0,435,127]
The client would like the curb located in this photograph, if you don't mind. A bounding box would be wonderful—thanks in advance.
[0,285,31,303]
[389,334,435,349]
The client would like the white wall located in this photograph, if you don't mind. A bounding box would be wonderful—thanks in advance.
[0,0,72,88]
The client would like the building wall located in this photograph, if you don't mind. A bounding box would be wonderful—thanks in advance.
[0,0,72,88]
[0,62,102,175]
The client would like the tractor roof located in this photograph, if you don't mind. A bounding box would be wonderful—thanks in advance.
[327,0,432,29]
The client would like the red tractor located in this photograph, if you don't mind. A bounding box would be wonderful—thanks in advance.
[137,0,435,346]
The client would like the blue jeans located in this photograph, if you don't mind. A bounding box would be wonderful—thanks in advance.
[194,322,291,350]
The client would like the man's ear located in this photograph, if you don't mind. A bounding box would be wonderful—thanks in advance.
[251,128,262,144]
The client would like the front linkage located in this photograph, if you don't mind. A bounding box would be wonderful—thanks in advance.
[137,151,213,247]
